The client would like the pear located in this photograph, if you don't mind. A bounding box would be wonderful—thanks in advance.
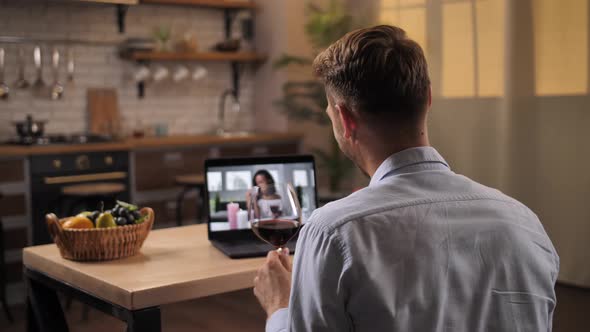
[96,212,117,228]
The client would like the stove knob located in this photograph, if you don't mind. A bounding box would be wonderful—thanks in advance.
[53,159,62,169]
[105,155,113,166]
[76,155,90,170]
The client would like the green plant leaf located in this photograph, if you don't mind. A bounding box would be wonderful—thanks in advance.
[116,200,138,211]
[272,0,361,192]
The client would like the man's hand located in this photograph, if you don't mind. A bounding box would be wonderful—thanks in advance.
[253,248,292,318]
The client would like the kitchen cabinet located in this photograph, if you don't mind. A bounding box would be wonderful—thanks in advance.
[0,157,28,286]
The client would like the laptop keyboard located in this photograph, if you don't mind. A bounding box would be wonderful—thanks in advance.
[226,240,272,251]
[214,240,297,258]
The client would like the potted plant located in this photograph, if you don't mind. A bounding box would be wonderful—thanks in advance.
[274,0,362,193]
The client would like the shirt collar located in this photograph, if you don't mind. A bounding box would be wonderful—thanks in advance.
[369,146,450,187]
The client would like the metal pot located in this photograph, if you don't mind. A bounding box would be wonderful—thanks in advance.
[14,115,46,138]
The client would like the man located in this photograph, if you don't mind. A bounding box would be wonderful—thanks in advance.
[254,25,559,331]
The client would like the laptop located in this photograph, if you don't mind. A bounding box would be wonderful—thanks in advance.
[205,155,318,258]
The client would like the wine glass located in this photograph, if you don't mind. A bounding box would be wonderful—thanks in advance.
[249,183,302,253]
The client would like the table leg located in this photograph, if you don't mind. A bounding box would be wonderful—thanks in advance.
[126,306,161,332]
[26,298,38,332]
[25,268,162,332]
[26,273,69,332]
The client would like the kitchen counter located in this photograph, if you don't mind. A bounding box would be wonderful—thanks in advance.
[0,132,302,157]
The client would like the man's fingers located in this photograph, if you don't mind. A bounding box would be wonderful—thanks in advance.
[266,250,279,261]
[253,285,260,299]
[266,251,284,269]
[278,250,292,272]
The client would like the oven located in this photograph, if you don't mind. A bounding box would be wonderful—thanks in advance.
[30,151,130,244]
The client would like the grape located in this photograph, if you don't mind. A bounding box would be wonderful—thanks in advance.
[120,208,130,219]
[116,217,127,226]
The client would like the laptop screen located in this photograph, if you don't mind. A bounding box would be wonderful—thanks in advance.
[205,156,317,233]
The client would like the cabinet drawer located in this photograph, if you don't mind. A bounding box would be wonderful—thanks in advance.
[0,159,25,182]
[0,194,26,217]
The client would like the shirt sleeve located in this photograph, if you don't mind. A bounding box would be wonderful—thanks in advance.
[266,219,352,332]
[266,308,288,332]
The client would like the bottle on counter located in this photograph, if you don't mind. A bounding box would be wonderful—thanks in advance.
[209,196,216,214]
[237,209,249,229]
[214,192,221,213]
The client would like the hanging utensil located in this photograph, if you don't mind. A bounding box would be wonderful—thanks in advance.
[14,47,30,89]
[32,46,45,96]
[66,48,74,83]
[50,48,63,100]
[0,48,10,100]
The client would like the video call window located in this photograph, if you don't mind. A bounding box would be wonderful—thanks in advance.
[207,162,317,231]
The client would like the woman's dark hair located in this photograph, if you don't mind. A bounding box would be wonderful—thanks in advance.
[252,169,275,186]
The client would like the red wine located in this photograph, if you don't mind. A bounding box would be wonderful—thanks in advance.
[252,219,300,248]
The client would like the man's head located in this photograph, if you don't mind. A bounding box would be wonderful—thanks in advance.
[312,25,431,175]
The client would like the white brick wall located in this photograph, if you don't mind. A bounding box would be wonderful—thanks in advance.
[0,0,254,140]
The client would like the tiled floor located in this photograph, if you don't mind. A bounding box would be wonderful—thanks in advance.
[1,284,588,331]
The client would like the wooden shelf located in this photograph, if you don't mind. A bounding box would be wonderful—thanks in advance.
[140,0,256,9]
[126,51,266,62]
[81,0,138,4]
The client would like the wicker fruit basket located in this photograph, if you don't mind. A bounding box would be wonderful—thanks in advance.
[45,207,154,261]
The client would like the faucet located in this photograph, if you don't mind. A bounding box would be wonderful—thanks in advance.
[217,89,241,135]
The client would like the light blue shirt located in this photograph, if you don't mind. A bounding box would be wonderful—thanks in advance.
[267,146,559,332]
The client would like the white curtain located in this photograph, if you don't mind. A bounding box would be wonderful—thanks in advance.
[362,0,590,287]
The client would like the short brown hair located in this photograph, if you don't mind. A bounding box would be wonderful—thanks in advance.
[313,25,430,123]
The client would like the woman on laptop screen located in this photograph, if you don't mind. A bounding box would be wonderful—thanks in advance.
[247,170,283,219]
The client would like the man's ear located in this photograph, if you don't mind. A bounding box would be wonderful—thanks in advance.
[335,104,357,139]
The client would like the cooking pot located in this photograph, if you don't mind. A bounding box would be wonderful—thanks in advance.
[14,115,46,138]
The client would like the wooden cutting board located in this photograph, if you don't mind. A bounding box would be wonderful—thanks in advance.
[87,88,120,136]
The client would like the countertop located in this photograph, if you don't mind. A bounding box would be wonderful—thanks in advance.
[0,132,302,157]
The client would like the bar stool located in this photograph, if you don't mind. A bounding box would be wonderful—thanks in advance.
[0,193,14,323]
[60,182,126,217]
[175,174,206,226]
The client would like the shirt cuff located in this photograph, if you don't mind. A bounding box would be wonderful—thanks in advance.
[266,308,288,332]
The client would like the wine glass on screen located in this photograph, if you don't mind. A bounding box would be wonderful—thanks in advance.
[249,183,302,253]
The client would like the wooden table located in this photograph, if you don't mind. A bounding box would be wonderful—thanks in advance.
[23,224,267,332]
